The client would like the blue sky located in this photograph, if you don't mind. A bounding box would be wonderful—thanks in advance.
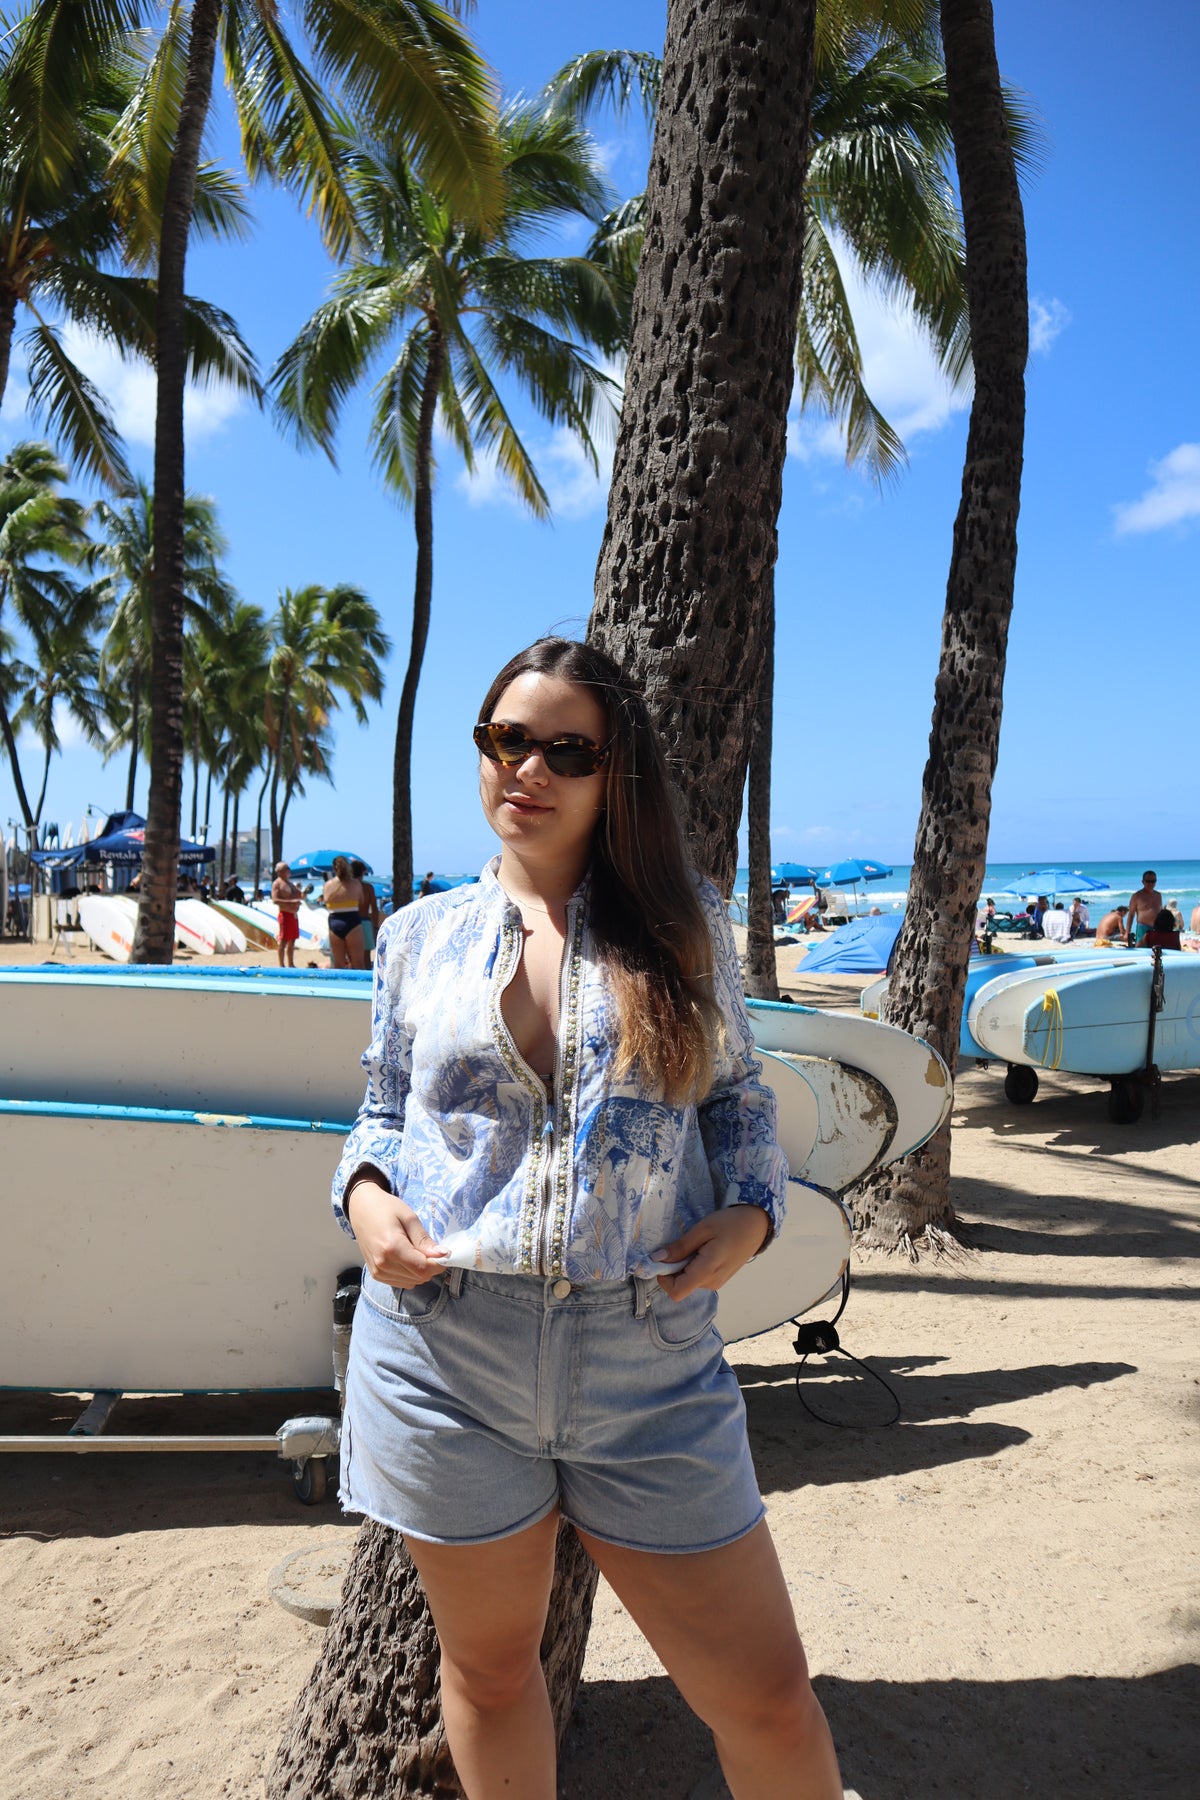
[3,0,1197,876]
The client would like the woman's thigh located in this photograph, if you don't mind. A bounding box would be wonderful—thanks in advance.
[347,923,367,969]
[575,1519,809,1724]
[328,930,348,968]
[405,1508,560,1684]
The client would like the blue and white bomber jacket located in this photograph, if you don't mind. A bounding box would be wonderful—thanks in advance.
[331,857,788,1283]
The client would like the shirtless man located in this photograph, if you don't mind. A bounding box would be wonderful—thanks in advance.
[272,860,303,968]
[1095,903,1127,942]
[1126,870,1163,945]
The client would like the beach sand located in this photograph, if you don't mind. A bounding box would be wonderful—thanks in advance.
[1,934,1197,1797]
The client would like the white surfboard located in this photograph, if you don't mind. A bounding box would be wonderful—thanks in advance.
[298,902,332,951]
[211,897,278,947]
[969,954,1200,1075]
[746,999,952,1158]
[768,1052,898,1192]
[197,902,246,953]
[717,1181,852,1343]
[174,898,217,955]
[78,893,136,963]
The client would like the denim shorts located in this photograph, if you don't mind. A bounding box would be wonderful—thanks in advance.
[340,1266,765,1553]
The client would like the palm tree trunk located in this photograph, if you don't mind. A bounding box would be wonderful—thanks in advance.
[391,326,445,908]
[131,0,223,964]
[855,0,1027,1254]
[190,737,199,839]
[254,766,268,893]
[33,739,52,825]
[125,666,141,812]
[268,1520,596,1798]
[218,782,230,883]
[230,787,240,881]
[0,291,16,413]
[745,579,779,999]
[590,0,817,894]
[202,759,213,842]
[0,690,36,830]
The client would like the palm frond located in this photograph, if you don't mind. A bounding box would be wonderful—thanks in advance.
[541,49,661,130]
[271,267,409,453]
[21,318,133,494]
[448,333,549,516]
[367,327,430,500]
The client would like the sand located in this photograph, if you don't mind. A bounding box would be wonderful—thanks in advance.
[1,933,1197,1797]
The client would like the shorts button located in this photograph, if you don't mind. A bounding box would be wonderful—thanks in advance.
[552,1277,572,1299]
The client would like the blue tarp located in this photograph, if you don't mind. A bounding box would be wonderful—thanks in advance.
[29,811,214,869]
[794,912,903,975]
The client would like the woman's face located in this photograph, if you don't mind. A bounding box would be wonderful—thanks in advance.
[479,672,609,873]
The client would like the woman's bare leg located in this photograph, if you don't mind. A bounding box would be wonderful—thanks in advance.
[404,1509,560,1800]
[346,923,367,970]
[575,1519,842,1800]
[328,930,347,969]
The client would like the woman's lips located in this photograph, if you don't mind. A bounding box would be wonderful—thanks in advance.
[503,795,550,812]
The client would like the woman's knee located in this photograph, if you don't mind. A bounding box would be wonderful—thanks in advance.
[703,1639,817,1741]
[440,1637,544,1713]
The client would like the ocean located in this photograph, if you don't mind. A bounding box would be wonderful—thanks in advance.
[734,860,1200,921]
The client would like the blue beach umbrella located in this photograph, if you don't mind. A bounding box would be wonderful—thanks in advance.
[774,862,822,884]
[994,868,1107,902]
[815,857,893,916]
[288,849,373,876]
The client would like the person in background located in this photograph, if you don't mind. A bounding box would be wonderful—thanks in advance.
[1095,902,1128,944]
[977,898,999,951]
[1042,902,1072,943]
[1030,896,1049,938]
[323,854,367,970]
[272,861,303,968]
[223,875,246,905]
[1126,871,1164,945]
[1069,896,1090,939]
[351,859,379,962]
[771,886,787,925]
[1143,908,1181,950]
[418,869,437,897]
[1166,898,1185,932]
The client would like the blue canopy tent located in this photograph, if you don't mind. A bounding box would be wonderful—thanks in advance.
[29,811,214,873]
[794,913,903,975]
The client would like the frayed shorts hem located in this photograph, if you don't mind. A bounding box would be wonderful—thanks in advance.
[562,1500,767,1557]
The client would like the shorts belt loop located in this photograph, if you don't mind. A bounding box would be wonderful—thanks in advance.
[445,1267,465,1298]
[633,1276,655,1318]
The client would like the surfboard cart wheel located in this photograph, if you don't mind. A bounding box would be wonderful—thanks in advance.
[1004,1063,1039,1105]
[1107,1076,1146,1126]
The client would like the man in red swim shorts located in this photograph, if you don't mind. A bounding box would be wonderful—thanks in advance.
[272,861,303,967]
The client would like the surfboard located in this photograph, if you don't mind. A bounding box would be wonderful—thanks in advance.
[717,1181,852,1343]
[751,1051,820,1176]
[745,998,952,1157]
[174,898,217,955]
[78,893,137,963]
[969,954,1200,1075]
[211,897,278,948]
[767,1052,898,1192]
[0,835,7,941]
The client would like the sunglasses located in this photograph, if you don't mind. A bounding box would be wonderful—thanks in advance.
[473,721,610,778]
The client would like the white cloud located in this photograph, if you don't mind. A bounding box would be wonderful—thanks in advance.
[60,324,245,447]
[788,243,970,467]
[455,427,614,520]
[1112,443,1200,536]
[1029,295,1070,354]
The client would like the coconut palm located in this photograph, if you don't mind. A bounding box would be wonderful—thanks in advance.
[271,101,624,901]
[0,9,258,492]
[10,589,107,830]
[91,484,236,811]
[262,584,390,864]
[0,442,92,838]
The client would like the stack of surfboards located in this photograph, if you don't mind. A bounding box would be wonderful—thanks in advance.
[77,893,249,961]
[0,965,950,1383]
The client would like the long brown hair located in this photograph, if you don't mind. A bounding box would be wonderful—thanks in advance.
[478,638,724,1104]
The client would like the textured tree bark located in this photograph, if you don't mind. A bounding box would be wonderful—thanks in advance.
[855,0,1027,1254]
[391,326,445,909]
[590,0,817,895]
[267,1518,597,1798]
[745,581,779,998]
[131,0,223,962]
[0,292,17,421]
[0,688,35,830]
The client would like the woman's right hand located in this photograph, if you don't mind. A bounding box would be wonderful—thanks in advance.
[346,1176,448,1289]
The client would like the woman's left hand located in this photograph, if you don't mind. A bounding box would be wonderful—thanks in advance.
[652,1204,770,1299]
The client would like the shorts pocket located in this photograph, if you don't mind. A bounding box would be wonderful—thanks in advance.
[646,1288,718,1352]
[361,1270,451,1327]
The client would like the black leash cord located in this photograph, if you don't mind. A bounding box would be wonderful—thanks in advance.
[789,1272,901,1428]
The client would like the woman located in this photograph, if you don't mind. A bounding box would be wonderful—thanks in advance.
[322,855,367,969]
[350,857,380,962]
[332,639,843,1798]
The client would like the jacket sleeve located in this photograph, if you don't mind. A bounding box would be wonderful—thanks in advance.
[695,882,788,1242]
[331,911,414,1238]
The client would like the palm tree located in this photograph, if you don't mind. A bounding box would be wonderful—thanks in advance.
[10,589,107,829]
[45,0,504,961]
[262,584,390,864]
[0,442,92,839]
[91,485,236,812]
[856,0,1028,1252]
[272,101,624,901]
[0,7,258,491]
